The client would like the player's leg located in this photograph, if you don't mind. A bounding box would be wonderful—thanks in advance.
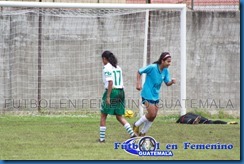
[98,90,112,143]
[140,104,158,135]
[99,113,107,142]
[136,102,158,136]
[114,89,136,137]
[116,115,136,137]
[145,102,158,122]
[133,100,149,135]
[111,89,135,137]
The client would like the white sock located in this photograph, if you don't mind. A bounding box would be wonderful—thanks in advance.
[135,115,147,127]
[140,121,153,134]
[140,120,149,134]
[99,126,106,141]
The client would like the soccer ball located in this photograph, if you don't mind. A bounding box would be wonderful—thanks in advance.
[124,109,134,118]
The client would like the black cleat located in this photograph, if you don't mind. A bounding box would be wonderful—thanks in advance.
[139,132,146,137]
[130,134,137,138]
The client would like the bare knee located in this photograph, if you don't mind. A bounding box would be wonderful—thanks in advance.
[146,105,158,121]
[146,114,157,122]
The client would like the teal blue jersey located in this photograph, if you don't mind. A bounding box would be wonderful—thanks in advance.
[138,64,171,101]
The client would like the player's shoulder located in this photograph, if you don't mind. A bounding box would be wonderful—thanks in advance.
[115,65,123,73]
[116,65,122,70]
[148,63,157,69]
[104,63,113,70]
[151,63,158,68]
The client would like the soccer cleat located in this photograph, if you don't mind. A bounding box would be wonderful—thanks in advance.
[139,132,146,137]
[133,122,139,135]
[130,134,137,138]
[97,139,105,143]
[193,116,201,124]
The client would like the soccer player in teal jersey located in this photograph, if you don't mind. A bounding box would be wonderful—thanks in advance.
[133,52,176,136]
[98,51,136,143]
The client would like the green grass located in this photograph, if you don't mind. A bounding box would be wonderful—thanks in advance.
[0,114,240,160]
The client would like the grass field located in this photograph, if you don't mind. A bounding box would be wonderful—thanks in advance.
[0,114,240,160]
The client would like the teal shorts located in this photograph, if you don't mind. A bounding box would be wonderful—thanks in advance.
[101,89,125,115]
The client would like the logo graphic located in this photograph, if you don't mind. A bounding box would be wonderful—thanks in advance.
[139,136,156,151]
[114,136,173,157]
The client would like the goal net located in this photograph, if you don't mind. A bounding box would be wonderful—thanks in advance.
[0,2,186,115]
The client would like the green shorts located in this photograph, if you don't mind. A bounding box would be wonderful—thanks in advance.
[101,89,125,115]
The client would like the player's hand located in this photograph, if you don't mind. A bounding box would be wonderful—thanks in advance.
[171,78,176,84]
[106,97,110,105]
[136,83,142,91]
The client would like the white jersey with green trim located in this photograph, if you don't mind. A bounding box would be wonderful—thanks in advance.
[102,63,124,89]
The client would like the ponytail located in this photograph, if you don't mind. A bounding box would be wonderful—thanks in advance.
[101,51,117,68]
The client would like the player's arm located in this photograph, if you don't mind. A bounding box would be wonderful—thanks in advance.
[164,69,176,86]
[136,65,152,91]
[106,80,113,104]
[166,78,176,86]
[136,71,142,91]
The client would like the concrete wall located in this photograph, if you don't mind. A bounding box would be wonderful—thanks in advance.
[185,11,240,115]
[0,10,240,115]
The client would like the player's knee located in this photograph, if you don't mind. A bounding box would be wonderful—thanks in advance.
[147,113,157,121]
[148,117,156,122]
[116,115,123,121]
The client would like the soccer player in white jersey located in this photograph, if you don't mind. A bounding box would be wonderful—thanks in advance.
[98,51,136,143]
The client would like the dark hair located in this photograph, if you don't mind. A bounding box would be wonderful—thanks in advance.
[153,52,171,64]
[101,51,117,68]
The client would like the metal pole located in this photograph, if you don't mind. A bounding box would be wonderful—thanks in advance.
[8,16,13,109]
[146,0,151,65]
[0,2,187,9]
[139,9,150,117]
[38,0,42,112]
[180,6,187,116]
[191,0,194,10]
